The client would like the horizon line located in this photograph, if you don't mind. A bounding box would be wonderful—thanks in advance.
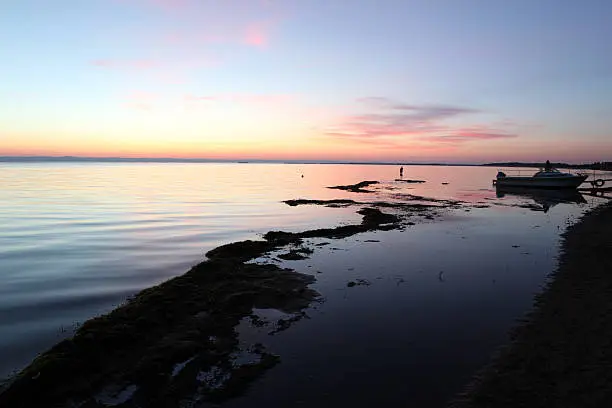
[0,155,480,166]
[0,155,606,167]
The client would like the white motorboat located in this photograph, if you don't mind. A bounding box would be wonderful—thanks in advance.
[493,168,588,189]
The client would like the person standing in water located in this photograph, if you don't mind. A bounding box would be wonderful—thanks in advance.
[399,166,404,177]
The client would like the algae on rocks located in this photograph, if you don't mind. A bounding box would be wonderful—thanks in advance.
[0,203,407,408]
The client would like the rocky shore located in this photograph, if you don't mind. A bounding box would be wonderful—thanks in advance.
[2,177,605,407]
[450,202,612,407]
[0,184,436,408]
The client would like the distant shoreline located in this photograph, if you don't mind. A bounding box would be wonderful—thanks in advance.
[0,156,608,169]
[0,156,473,165]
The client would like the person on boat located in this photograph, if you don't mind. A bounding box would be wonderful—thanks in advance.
[545,160,552,171]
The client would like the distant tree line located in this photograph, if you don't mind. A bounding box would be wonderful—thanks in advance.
[483,161,612,170]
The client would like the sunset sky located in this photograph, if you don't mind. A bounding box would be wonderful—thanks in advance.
[2,0,611,163]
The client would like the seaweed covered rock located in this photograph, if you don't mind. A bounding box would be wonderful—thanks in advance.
[0,261,318,408]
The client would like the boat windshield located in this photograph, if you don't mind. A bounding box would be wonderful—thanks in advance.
[533,169,568,177]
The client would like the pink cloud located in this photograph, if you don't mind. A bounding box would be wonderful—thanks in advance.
[357,97,480,117]
[323,97,518,147]
[324,110,452,139]
[136,22,278,53]
[324,122,442,139]
[181,23,274,48]
[244,22,270,47]
[420,131,518,144]
[117,0,283,48]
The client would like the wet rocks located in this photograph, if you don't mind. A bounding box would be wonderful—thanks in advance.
[358,207,399,226]
[394,179,426,183]
[347,279,371,288]
[278,247,314,260]
[283,199,357,207]
[0,260,318,408]
[0,200,407,407]
[327,180,379,193]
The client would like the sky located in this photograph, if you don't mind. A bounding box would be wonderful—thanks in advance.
[1,0,612,163]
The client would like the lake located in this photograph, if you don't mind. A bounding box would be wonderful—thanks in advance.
[0,162,607,405]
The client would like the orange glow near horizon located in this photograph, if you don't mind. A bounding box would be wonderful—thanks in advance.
[3,77,610,164]
[3,95,610,164]
[3,129,610,163]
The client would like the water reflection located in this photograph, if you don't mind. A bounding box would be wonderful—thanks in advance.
[495,186,587,212]
[0,163,604,405]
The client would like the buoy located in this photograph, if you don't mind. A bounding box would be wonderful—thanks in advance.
[594,179,605,187]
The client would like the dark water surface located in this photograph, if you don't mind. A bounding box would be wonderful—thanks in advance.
[0,163,608,405]
[229,212,570,407]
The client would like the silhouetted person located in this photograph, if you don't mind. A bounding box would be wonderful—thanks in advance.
[545,160,552,171]
[399,166,404,177]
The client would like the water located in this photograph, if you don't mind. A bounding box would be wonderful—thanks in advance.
[0,162,607,404]
[230,215,570,407]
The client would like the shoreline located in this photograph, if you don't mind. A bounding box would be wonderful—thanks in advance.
[449,202,612,407]
[3,157,608,170]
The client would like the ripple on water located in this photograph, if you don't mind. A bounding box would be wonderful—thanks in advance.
[0,162,606,389]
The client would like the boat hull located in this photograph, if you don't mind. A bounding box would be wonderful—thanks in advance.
[494,175,587,189]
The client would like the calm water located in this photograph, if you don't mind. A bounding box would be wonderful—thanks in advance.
[0,163,608,404]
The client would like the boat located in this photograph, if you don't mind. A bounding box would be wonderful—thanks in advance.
[493,167,588,189]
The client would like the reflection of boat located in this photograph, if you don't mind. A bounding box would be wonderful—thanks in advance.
[496,185,587,212]
[493,168,588,189]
